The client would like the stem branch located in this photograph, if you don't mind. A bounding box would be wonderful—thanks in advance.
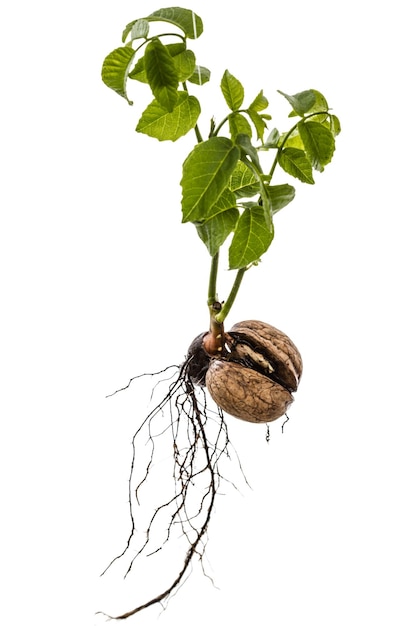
[207,253,219,306]
[215,267,247,324]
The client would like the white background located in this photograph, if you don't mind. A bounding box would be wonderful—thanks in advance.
[1,1,416,625]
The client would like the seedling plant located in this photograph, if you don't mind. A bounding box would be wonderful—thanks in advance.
[99,6,340,620]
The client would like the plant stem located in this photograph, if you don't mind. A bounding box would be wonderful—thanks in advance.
[211,109,246,137]
[215,267,247,324]
[207,252,219,306]
[194,122,203,144]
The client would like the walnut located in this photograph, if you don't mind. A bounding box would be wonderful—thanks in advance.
[186,320,302,422]
[205,320,302,423]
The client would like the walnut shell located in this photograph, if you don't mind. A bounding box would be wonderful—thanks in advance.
[206,359,294,423]
[206,320,302,423]
[228,320,302,392]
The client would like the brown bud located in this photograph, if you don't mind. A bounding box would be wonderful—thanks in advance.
[205,320,302,423]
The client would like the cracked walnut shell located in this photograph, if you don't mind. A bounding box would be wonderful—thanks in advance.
[205,320,302,423]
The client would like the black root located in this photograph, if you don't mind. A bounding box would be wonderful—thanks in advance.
[98,352,246,620]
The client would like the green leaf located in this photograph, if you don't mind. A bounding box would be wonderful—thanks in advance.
[248,90,268,112]
[171,49,196,81]
[122,20,137,43]
[297,120,335,171]
[196,208,239,256]
[229,161,259,198]
[146,7,203,39]
[229,207,274,269]
[136,92,200,141]
[130,43,186,84]
[129,56,147,83]
[263,128,280,149]
[144,38,178,112]
[181,137,240,222]
[297,90,330,123]
[247,109,268,142]
[229,113,252,142]
[102,47,136,103]
[278,89,316,116]
[279,129,304,150]
[202,187,236,219]
[188,65,211,85]
[278,147,314,184]
[165,42,187,56]
[221,70,244,111]
[329,114,342,136]
[235,134,261,171]
[268,184,296,214]
[307,89,329,115]
[131,19,149,40]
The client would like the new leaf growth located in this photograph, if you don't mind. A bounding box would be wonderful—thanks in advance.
[102,7,340,291]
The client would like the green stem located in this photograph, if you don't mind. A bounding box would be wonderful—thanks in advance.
[211,115,230,137]
[207,252,219,306]
[194,123,203,144]
[241,156,272,231]
[211,109,247,137]
[215,267,247,324]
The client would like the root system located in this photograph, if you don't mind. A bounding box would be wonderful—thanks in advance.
[98,355,247,620]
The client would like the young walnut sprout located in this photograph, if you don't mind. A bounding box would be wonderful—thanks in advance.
[100,4,339,620]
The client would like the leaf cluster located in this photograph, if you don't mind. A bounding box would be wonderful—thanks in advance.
[102,7,341,270]
[102,8,208,140]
